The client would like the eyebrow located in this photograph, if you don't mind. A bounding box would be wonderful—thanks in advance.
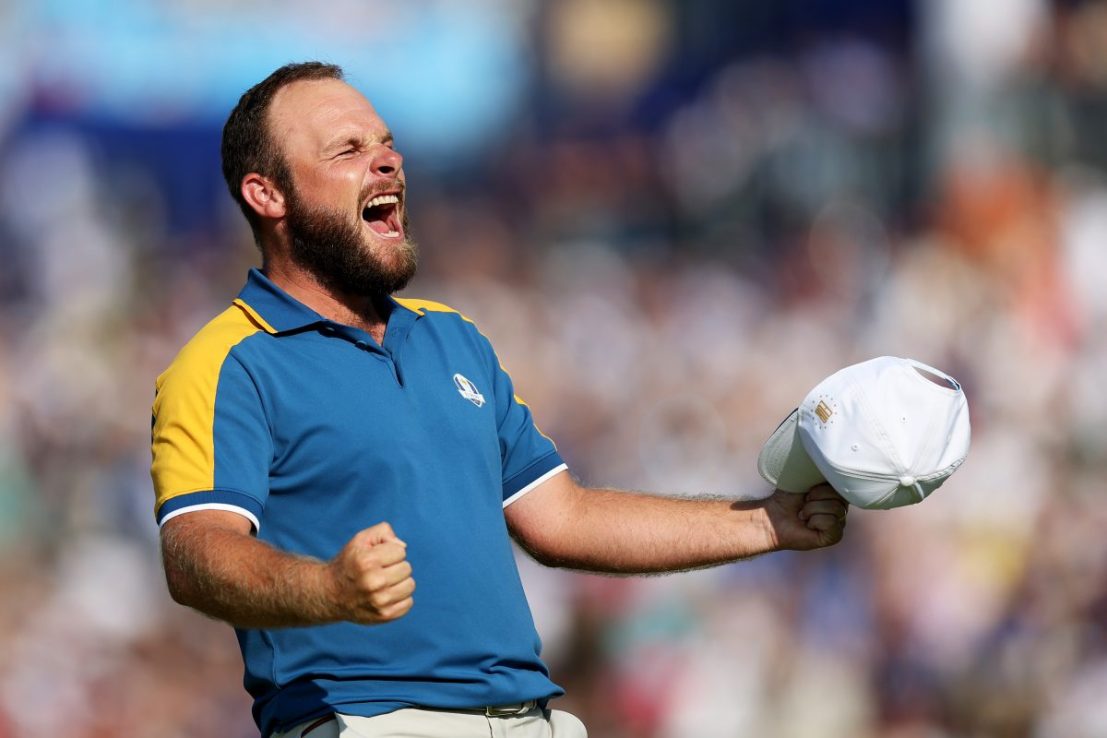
[323,130,394,153]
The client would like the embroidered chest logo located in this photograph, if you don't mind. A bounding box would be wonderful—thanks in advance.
[453,373,486,407]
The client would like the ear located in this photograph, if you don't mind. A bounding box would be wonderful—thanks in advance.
[241,173,288,220]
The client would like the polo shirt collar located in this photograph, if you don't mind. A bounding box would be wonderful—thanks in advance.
[233,268,324,333]
[233,268,423,336]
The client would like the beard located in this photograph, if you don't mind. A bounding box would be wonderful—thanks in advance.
[282,181,418,299]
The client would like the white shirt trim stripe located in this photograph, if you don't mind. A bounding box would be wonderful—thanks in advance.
[502,464,568,508]
[159,503,261,532]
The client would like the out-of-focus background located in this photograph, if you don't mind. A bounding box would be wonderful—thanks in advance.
[2,0,1106,736]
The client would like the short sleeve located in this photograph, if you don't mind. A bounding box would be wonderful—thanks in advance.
[485,344,566,506]
[152,351,272,530]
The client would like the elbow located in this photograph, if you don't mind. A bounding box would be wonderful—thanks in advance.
[159,526,203,608]
[162,560,198,607]
[513,528,578,570]
[517,540,561,569]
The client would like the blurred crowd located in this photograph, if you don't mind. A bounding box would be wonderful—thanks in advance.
[2,0,1107,736]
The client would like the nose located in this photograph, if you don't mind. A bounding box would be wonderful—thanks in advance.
[371,145,403,177]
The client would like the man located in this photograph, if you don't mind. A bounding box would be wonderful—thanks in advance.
[151,62,849,738]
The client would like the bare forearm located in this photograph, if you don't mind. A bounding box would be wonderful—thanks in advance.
[161,518,338,628]
[509,471,849,574]
[519,488,777,574]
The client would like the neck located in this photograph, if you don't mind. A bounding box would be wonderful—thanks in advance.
[262,255,389,342]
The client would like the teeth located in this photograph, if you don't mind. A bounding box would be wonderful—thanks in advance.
[366,194,400,208]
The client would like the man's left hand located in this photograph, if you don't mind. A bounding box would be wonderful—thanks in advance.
[762,483,849,551]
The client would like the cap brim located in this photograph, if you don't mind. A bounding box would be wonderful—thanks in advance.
[757,409,826,493]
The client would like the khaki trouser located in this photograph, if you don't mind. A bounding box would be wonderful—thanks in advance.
[273,706,588,738]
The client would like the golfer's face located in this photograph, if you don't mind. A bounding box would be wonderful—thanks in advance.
[269,78,409,256]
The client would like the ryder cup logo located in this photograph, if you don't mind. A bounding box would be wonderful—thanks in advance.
[453,373,485,407]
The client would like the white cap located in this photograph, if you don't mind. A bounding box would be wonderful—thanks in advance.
[757,356,970,509]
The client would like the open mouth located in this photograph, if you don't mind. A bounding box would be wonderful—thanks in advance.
[361,193,403,239]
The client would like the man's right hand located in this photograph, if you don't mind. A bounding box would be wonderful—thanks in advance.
[327,522,415,624]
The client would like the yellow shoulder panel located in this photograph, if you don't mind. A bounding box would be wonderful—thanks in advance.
[232,297,278,334]
[394,297,475,323]
[151,304,264,511]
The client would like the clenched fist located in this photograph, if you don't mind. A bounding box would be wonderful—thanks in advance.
[763,483,849,551]
[327,522,415,624]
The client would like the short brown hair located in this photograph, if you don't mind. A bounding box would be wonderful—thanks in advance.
[221,61,344,239]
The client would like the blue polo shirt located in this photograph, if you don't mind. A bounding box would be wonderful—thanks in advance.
[150,268,567,736]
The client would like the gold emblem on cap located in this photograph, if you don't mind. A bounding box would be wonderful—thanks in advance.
[815,400,833,423]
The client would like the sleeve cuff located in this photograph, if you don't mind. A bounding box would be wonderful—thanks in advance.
[156,489,264,531]
[503,454,567,507]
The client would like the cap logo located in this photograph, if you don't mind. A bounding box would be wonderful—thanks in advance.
[814,400,834,423]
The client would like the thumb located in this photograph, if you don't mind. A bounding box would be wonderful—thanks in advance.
[770,488,805,516]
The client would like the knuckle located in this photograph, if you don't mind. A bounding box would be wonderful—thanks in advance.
[380,601,409,621]
[371,591,398,611]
